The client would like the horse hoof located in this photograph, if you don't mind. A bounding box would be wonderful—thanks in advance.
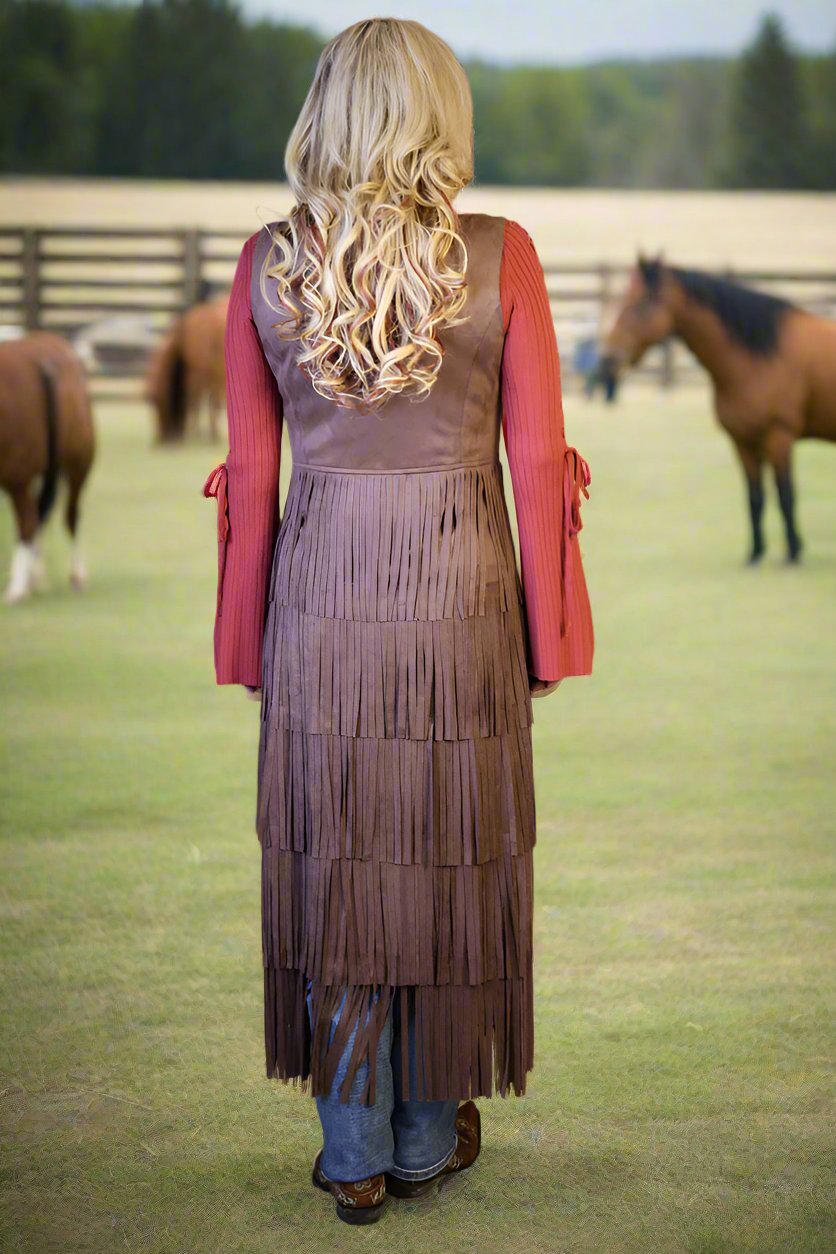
[70,567,88,591]
[31,557,48,592]
[745,551,764,567]
[3,585,32,605]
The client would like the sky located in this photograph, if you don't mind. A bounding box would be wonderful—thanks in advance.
[238,1,835,63]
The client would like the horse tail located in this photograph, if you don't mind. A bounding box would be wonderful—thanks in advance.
[146,320,188,441]
[169,340,187,436]
[36,361,61,524]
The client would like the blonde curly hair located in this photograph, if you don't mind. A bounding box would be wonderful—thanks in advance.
[258,18,474,412]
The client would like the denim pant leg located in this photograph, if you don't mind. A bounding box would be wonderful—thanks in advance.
[305,981,395,1182]
[388,988,459,1182]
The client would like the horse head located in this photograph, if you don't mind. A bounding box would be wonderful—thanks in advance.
[597,252,676,400]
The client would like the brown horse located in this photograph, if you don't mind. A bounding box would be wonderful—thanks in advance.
[0,332,96,602]
[145,295,228,443]
[600,256,836,563]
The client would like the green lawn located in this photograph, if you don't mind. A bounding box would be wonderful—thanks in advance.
[1,386,834,1253]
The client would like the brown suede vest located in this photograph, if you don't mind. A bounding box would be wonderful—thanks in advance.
[249,212,507,472]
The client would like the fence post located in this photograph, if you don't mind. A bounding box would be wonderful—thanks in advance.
[21,228,42,331]
[660,338,674,388]
[181,228,203,307]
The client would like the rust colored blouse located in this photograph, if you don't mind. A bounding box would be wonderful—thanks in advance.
[204,219,593,688]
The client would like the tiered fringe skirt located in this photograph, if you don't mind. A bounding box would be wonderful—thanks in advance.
[256,459,536,1104]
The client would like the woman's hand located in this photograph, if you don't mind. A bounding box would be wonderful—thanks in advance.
[244,685,262,701]
[529,676,561,698]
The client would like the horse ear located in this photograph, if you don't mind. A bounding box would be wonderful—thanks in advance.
[637,250,654,281]
[627,264,644,299]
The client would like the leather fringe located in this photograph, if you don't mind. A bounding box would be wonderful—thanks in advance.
[268,461,522,622]
[261,845,533,986]
[256,724,536,865]
[258,459,538,1106]
[265,971,534,1105]
[261,601,532,741]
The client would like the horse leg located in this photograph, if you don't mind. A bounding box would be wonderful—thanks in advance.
[64,461,92,590]
[4,487,41,604]
[733,441,765,564]
[764,425,803,563]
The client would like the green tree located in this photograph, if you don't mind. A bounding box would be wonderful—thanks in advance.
[567,62,659,188]
[803,43,836,190]
[471,65,589,187]
[0,0,87,172]
[97,0,249,179]
[1,0,831,190]
[640,61,729,189]
[235,20,323,180]
[724,13,811,188]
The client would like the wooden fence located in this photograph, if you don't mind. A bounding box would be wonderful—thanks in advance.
[2,225,835,398]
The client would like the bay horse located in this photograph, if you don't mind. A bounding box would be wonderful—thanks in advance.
[600,256,836,563]
[145,294,228,443]
[0,332,96,602]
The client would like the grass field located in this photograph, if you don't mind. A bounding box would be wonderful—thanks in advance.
[1,383,834,1253]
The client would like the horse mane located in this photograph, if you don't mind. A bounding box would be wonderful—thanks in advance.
[641,259,795,356]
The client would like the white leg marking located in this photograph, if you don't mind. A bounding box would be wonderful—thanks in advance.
[30,539,48,592]
[3,541,38,604]
[70,540,88,591]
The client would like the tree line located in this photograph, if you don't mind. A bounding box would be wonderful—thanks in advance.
[1,2,833,190]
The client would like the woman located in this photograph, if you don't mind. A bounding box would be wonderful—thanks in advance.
[204,18,593,1226]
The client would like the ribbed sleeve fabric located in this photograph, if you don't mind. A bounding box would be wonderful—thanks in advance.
[499,218,594,682]
[212,232,283,686]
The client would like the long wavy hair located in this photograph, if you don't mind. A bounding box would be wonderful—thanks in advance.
[258,18,474,412]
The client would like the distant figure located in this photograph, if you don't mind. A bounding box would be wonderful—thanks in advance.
[145,295,228,443]
[0,332,95,603]
[599,254,836,564]
[574,336,616,401]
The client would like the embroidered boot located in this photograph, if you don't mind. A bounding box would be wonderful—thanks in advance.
[385,1100,482,1200]
[311,1150,387,1224]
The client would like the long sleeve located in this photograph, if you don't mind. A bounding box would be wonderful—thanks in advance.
[203,231,283,686]
[499,218,594,683]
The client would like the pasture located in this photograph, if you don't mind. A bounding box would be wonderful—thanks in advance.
[3,178,836,268]
[1,378,834,1253]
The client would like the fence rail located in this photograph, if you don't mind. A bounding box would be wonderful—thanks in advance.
[2,226,835,397]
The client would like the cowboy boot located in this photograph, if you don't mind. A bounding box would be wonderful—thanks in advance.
[311,1149,387,1225]
[385,1100,481,1200]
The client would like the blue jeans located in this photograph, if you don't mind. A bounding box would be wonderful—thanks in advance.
[306,981,459,1183]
